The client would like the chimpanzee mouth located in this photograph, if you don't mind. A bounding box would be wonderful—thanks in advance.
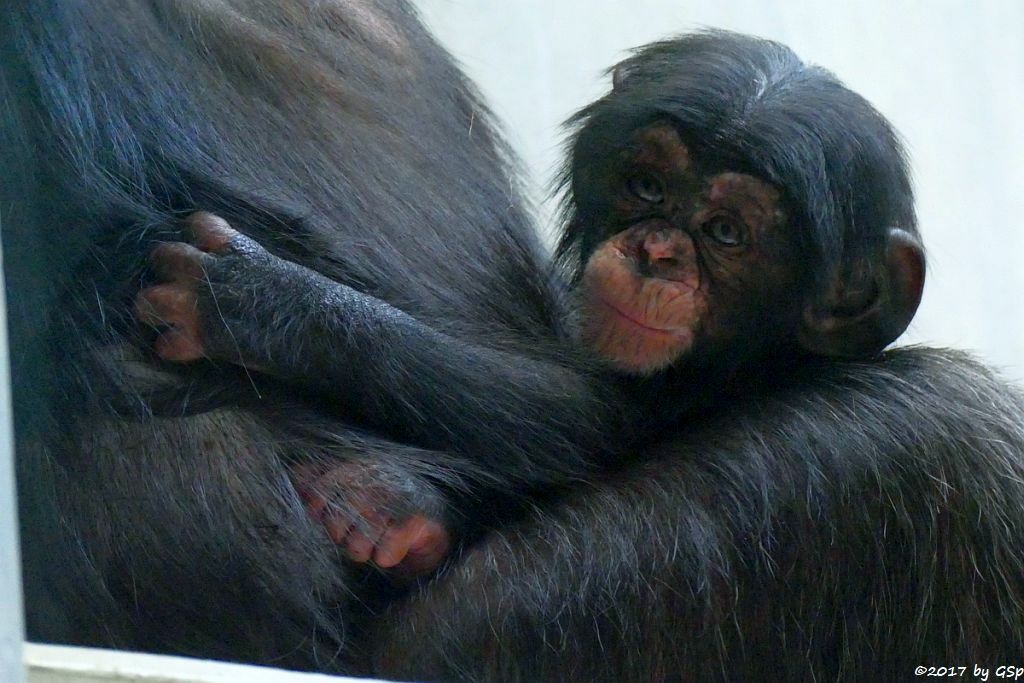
[596,295,690,337]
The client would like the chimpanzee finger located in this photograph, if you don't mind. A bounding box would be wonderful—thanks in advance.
[388,517,450,576]
[300,489,329,522]
[153,326,206,362]
[322,512,353,545]
[134,284,198,328]
[343,510,392,563]
[185,211,250,254]
[373,516,450,572]
[344,529,378,563]
[373,522,417,568]
[149,241,210,282]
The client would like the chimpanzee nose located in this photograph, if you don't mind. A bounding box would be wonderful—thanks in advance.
[640,228,697,284]
[644,229,680,261]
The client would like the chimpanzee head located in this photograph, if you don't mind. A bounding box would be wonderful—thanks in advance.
[557,30,924,375]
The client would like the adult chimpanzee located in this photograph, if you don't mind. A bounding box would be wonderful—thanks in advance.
[2,3,1023,683]
[136,33,925,566]
[2,0,568,668]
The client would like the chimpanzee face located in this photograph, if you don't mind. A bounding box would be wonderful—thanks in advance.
[574,122,803,374]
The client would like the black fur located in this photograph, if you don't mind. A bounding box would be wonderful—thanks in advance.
[373,348,1024,681]
[1,0,556,670]
[168,30,930,482]
[157,226,624,496]
[3,3,1023,680]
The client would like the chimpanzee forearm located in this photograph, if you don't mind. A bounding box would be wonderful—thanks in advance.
[145,225,630,493]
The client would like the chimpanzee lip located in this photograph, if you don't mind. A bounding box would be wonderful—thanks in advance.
[597,295,689,337]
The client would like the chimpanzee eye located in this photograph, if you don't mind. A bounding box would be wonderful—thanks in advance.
[626,173,664,204]
[703,216,746,246]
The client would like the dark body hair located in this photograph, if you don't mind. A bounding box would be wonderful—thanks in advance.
[1,3,1022,680]
[365,33,1024,681]
[1,0,555,668]
[374,349,1024,681]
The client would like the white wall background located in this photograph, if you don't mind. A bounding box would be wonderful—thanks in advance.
[0,236,25,679]
[414,0,1024,384]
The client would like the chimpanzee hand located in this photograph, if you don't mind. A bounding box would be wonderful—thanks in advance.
[290,460,452,578]
[137,213,453,578]
[135,211,287,364]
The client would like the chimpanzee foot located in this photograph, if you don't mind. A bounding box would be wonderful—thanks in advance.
[291,462,452,578]
[134,212,266,362]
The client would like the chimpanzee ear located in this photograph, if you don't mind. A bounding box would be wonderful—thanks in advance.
[797,228,925,358]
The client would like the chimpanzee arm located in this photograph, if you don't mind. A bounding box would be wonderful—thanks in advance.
[137,213,633,492]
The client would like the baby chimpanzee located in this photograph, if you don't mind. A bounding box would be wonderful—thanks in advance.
[137,31,924,574]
